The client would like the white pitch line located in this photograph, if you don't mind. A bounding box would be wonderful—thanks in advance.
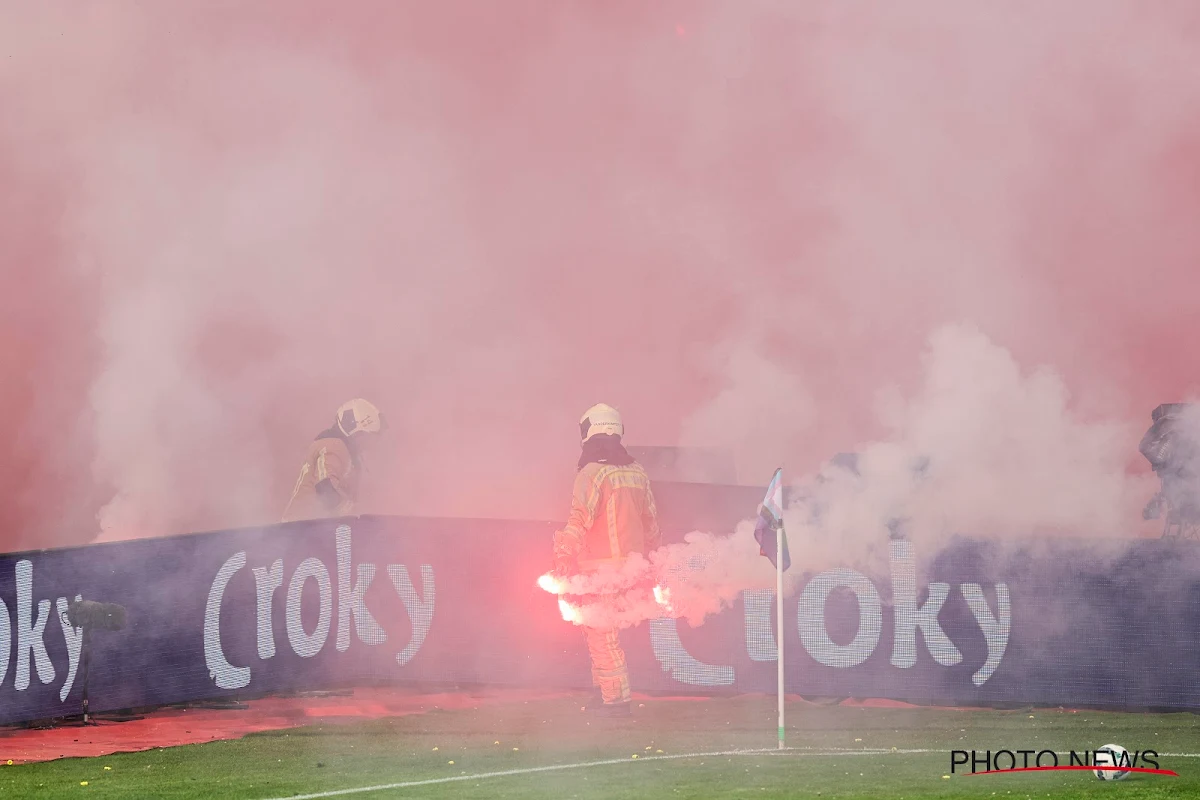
[769,747,938,754]
[254,746,920,800]
[258,746,1200,799]
[772,749,1200,760]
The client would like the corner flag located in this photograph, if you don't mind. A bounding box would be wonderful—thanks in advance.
[753,468,790,751]
[753,468,789,571]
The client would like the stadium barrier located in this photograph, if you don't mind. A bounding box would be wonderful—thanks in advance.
[0,483,1197,725]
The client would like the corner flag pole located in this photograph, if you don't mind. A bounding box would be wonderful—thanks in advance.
[776,517,785,750]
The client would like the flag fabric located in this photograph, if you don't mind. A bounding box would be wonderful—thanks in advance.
[753,468,789,572]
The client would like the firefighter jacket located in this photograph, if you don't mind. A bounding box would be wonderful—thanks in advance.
[553,460,661,569]
[281,432,361,523]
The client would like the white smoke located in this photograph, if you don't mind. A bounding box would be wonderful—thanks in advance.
[790,323,1152,573]
[546,324,1153,629]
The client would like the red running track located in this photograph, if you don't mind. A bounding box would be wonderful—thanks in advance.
[0,689,1024,764]
[0,687,576,765]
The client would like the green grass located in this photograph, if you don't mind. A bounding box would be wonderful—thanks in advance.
[2,694,1198,798]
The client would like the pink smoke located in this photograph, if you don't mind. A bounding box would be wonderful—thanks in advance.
[0,1,1197,549]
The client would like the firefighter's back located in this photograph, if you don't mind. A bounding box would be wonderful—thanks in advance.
[578,460,658,564]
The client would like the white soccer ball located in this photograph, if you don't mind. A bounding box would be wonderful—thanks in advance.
[1094,744,1131,781]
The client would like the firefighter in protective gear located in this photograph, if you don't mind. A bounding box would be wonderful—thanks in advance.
[282,399,387,523]
[552,403,661,716]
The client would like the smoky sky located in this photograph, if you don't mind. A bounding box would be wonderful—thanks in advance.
[1,1,1198,550]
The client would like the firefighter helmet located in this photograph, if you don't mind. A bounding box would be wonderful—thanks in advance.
[336,399,386,437]
[580,403,623,443]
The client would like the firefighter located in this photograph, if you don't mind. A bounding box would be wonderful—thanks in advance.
[552,403,661,716]
[282,399,386,523]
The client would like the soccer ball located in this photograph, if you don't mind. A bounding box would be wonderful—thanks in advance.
[1094,744,1131,781]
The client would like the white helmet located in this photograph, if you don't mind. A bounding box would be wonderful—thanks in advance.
[579,403,623,443]
[336,399,386,437]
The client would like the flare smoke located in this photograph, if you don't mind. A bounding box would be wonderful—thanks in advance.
[545,325,1157,630]
[1,2,1199,551]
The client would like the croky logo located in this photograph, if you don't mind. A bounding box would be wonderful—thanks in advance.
[949,748,1177,777]
[204,524,435,690]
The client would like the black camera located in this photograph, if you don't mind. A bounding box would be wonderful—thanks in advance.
[63,599,127,631]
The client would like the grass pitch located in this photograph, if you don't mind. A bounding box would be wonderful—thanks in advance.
[2,694,1197,799]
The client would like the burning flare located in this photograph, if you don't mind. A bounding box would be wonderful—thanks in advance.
[557,598,583,624]
[538,572,581,622]
[653,585,673,613]
[538,570,676,624]
[537,572,565,594]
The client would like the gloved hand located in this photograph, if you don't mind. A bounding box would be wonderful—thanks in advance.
[553,554,578,579]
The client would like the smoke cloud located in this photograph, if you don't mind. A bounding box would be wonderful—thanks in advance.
[793,324,1155,567]
[1,1,1199,551]
[548,323,1158,630]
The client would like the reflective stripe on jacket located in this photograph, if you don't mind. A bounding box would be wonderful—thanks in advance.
[553,461,661,566]
[281,436,359,522]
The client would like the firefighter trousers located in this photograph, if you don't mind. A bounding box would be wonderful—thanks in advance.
[582,625,630,705]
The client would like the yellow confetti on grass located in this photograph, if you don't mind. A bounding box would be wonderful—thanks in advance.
[103,767,111,771]
[80,782,89,786]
